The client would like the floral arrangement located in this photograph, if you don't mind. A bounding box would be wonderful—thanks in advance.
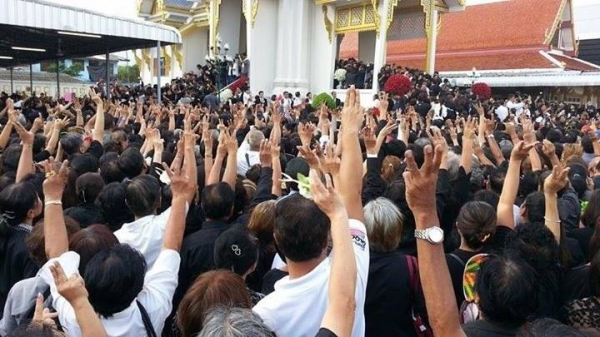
[383,74,413,96]
[311,92,336,110]
[220,88,233,102]
[471,82,492,100]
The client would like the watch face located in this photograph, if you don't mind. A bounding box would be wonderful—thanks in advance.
[428,227,444,243]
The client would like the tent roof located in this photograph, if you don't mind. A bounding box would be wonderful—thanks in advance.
[0,0,181,67]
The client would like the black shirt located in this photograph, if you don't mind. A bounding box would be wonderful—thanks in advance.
[463,320,522,337]
[446,249,478,308]
[568,227,594,261]
[315,328,337,337]
[261,268,288,295]
[365,251,419,337]
[0,226,39,316]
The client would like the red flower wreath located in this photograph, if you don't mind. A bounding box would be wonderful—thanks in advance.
[383,74,413,96]
[471,82,492,100]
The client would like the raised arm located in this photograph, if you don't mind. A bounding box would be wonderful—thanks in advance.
[312,169,356,337]
[460,118,476,173]
[498,141,537,229]
[90,90,105,144]
[45,117,69,155]
[339,87,365,222]
[404,145,465,337]
[543,166,570,243]
[271,142,282,197]
[50,262,107,337]
[42,160,70,259]
[270,107,282,146]
[542,140,562,171]
[207,133,227,186]
[182,121,199,203]
[523,121,541,171]
[162,146,196,251]
[0,99,16,150]
[14,122,34,183]
[222,130,238,189]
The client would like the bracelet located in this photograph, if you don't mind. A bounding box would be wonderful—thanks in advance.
[544,217,561,223]
[205,154,213,158]
[487,134,495,138]
[45,200,62,206]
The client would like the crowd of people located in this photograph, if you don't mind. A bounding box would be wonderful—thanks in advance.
[333,59,375,90]
[0,60,599,337]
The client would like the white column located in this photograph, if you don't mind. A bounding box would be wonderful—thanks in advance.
[373,0,390,94]
[245,0,253,58]
[218,0,242,55]
[308,3,336,96]
[273,0,312,94]
[426,8,439,74]
[249,0,278,94]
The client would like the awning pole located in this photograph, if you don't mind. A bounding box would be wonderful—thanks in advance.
[29,64,33,97]
[157,40,162,105]
[56,59,60,98]
[9,66,13,94]
[106,48,111,100]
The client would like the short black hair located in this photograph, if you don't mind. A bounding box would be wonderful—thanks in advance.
[85,244,146,317]
[476,255,538,325]
[473,190,500,209]
[489,168,506,194]
[274,194,329,262]
[118,147,145,179]
[97,182,134,231]
[99,152,125,184]
[202,183,235,220]
[214,227,259,276]
[126,175,161,217]
[60,132,83,157]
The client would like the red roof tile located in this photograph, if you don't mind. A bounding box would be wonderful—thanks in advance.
[549,53,600,71]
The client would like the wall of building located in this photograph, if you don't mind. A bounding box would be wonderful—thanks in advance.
[309,4,337,96]
[249,0,278,94]
[182,27,209,73]
[358,31,376,63]
[219,0,243,55]
[0,80,90,98]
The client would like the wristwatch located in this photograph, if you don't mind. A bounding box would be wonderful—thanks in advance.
[414,227,444,244]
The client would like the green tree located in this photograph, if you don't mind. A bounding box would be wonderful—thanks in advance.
[47,61,83,77]
[117,65,140,83]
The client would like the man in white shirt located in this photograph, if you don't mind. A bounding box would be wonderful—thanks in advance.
[253,194,369,337]
[114,175,171,268]
[495,101,509,122]
[237,129,265,176]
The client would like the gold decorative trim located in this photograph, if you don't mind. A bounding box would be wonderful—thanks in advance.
[386,0,399,32]
[242,0,259,28]
[141,49,152,67]
[173,45,183,69]
[544,0,567,45]
[133,49,143,70]
[334,2,379,34]
[315,0,336,4]
[162,46,172,75]
[322,5,334,43]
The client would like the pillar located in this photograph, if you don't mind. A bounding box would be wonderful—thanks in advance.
[373,0,390,94]
[424,0,438,74]
[273,0,312,94]
[249,0,278,94]
[157,41,162,104]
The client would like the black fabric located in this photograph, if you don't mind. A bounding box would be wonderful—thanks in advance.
[568,226,594,261]
[87,140,104,160]
[445,249,477,309]
[136,300,158,337]
[462,320,522,337]
[315,327,338,337]
[362,157,386,206]
[33,149,51,163]
[558,187,581,233]
[64,203,105,228]
[261,268,288,295]
[0,227,39,316]
[564,237,585,268]
[562,265,591,304]
[365,251,419,337]
[488,225,513,254]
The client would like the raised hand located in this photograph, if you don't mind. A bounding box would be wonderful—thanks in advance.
[14,122,34,145]
[544,166,570,194]
[362,126,377,155]
[341,86,365,133]
[298,122,316,147]
[162,154,196,202]
[42,159,69,201]
[309,169,346,219]
[298,145,320,169]
[323,142,341,176]
[403,145,444,214]
[50,261,88,304]
[259,139,272,167]
[89,88,102,105]
[510,141,538,162]
[32,293,58,328]
[542,139,556,158]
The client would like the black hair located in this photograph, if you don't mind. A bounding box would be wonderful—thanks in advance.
[590,249,600,297]
[125,175,161,218]
[84,244,146,317]
[581,135,594,154]
[214,228,259,276]
[118,147,145,179]
[0,182,39,228]
[473,190,500,210]
[522,192,545,223]
[476,255,538,325]
[76,173,105,204]
[202,183,235,220]
[488,168,506,194]
[0,144,22,174]
[505,222,561,318]
[274,194,329,262]
[99,152,125,184]
[96,182,133,231]
[517,318,586,337]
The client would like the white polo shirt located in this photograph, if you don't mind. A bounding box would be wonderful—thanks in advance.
[115,208,171,269]
[253,219,370,337]
[40,249,180,337]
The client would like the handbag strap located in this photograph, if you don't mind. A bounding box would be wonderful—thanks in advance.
[136,300,158,337]
[448,253,466,268]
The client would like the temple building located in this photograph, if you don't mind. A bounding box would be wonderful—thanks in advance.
[134,0,600,105]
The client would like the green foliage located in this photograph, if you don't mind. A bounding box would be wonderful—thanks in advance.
[47,61,83,77]
[117,64,140,83]
[311,92,336,110]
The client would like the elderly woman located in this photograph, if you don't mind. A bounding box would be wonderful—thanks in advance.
[363,197,425,337]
